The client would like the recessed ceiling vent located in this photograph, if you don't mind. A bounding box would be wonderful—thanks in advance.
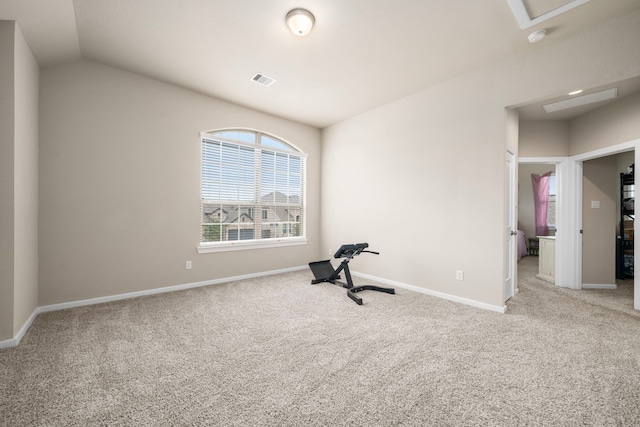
[543,88,618,113]
[251,73,276,87]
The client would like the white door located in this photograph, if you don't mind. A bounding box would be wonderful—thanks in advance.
[505,150,516,301]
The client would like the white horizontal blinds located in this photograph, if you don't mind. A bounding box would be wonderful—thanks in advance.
[288,155,304,237]
[201,140,219,242]
[201,142,255,242]
[200,130,305,244]
[260,150,304,239]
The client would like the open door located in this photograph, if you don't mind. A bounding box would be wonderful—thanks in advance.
[505,150,516,301]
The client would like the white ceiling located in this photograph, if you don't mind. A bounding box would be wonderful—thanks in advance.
[2,0,640,127]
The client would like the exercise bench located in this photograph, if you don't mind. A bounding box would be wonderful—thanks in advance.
[308,243,395,305]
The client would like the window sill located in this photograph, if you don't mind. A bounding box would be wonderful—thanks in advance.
[197,237,307,254]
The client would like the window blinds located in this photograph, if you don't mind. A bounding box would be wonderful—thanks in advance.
[200,133,305,244]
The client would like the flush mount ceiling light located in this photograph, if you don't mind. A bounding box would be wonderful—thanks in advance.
[285,8,315,36]
[543,88,618,113]
[528,29,547,43]
[568,89,583,95]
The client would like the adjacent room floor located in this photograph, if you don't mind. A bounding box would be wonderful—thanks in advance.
[517,254,636,316]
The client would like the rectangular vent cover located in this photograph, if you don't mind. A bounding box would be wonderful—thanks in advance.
[251,73,276,87]
[543,88,618,113]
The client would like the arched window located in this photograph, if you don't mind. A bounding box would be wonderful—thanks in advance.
[199,129,306,252]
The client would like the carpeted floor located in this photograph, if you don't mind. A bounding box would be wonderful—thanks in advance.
[1,256,639,426]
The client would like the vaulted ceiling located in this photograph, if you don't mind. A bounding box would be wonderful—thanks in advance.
[2,0,639,127]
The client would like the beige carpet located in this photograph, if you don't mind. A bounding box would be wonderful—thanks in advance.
[1,256,639,426]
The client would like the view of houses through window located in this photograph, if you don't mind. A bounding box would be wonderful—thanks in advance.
[200,130,305,245]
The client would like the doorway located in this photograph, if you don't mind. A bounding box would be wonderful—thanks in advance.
[519,144,639,310]
[518,164,557,245]
[517,161,559,285]
[517,156,582,290]
[572,142,639,310]
[581,152,634,288]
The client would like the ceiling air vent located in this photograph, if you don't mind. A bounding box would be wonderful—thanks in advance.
[543,88,618,113]
[251,73,276,87]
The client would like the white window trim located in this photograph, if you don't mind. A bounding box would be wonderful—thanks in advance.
[198,237,307,254]
[199,130,307,253]
[200,132,308,159]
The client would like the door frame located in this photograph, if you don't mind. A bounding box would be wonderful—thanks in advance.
[518,157,580,289]
[505,149,516,302]
[521,138,640,310]
[569,139,639,310]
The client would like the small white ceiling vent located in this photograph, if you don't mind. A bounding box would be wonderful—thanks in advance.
[251,73,276,87]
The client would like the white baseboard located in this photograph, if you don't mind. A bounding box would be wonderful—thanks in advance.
[1,265,307,349]
[2,265,508,350]
[0,337,18,349]
[352,271,508,314]
[39,265,308,313]
[582,283,617,290]
[0,308,38,350]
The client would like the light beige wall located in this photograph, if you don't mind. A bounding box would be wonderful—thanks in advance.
[13,24,39,334]
[570,91,640,155]
[582,156,617,284]
[321,10,640,308]
[518,164,555,242]
[0,21,15,341]
[38,60,321,306]
[506,109,519,154]
[518,120,569,157]
[0,21,38,341]
[322,76,507,307]
[568,84,640,286]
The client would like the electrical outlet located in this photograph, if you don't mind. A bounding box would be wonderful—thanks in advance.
[186,260,192,270]
[456,270,464,281]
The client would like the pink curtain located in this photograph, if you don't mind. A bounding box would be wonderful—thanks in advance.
[531,172,552,236]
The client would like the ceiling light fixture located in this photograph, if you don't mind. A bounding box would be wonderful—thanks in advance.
[285,8,315,36]
[527,29,547,43]
[568,89,583,95]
